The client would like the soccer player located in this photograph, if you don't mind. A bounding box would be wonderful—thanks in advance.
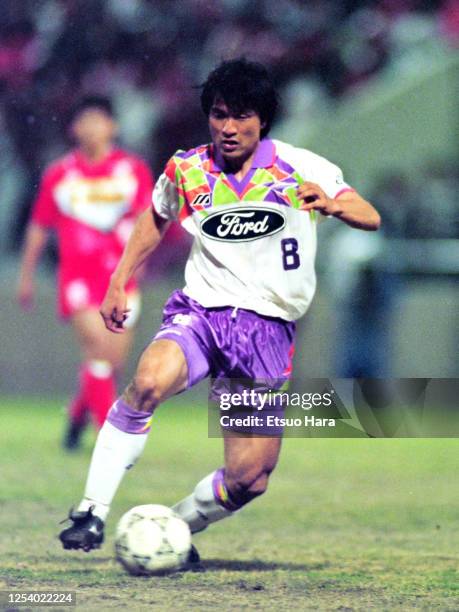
[59,60,380,555]
[17,96,154,449]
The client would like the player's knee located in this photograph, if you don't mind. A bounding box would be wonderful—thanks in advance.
[246,472,270,497]
[106,351,124,374]
[225,468,271,504]
[111,360,124,377]
[81,332,104,358]
[129,373,166,412]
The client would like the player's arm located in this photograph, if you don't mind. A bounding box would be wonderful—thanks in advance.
[297,182,381,231]
[16,223,50,311]
[130,159,156,284]
[17,165,57,310]
[101,208,170,333]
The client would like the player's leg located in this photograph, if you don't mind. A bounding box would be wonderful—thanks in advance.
[223,433,282,504]
[63,293,139,449]
[173,433,282,533]
[60,338,188,550]
[172,308,293,534]
[60,290,214,551]
[63,308,132,448]
[72,303,137,423]
[63,367,90,451]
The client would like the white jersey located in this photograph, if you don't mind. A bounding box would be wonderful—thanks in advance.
[152,138,352,321]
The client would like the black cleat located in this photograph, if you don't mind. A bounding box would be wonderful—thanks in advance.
[62,420,86,451]
[59,507,104,552]
[187,544,200,564]
[185,544,204,571]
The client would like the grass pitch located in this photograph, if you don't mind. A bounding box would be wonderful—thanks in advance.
[1,397,459,611]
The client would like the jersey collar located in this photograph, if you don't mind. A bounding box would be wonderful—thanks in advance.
[74,147,119,168]
[210,138,276,172]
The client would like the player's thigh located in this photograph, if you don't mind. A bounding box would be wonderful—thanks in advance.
[223,432,282,482]
[71,308,134,369]
[128,338,189,403]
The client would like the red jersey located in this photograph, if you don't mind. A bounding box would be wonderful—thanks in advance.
[31,148,154,318]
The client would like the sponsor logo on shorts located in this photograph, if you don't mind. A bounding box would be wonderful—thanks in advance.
[201,207,286,242]
[172,314,192,326]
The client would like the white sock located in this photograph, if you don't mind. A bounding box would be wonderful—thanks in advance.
[172,471,234,533]
[77,421,148,521]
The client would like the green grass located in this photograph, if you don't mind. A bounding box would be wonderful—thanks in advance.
[1,397,459,611]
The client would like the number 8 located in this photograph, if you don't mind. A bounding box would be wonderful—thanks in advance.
[281,238,300,270]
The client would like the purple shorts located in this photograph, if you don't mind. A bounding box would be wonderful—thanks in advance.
[154,291,296,434]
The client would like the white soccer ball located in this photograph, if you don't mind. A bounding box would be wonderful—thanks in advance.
[115,504,192,575]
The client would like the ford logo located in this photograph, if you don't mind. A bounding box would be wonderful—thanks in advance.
[201,207,286,242]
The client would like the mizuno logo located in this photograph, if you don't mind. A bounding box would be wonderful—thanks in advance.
[191,193,211,207]
[201,207,286,242]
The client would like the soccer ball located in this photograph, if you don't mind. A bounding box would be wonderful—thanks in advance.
[115,504,192,575]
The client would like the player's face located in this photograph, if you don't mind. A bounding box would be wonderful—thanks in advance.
[71,108,117,149]
[209,100,265,168]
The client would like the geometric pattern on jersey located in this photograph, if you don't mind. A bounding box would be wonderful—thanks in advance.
[153,138,352,321]
[165,139,316,223]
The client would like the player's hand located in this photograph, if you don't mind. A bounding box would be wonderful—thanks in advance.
[297,181,339,216]
[16,277,35,312]
[100,284,131,334]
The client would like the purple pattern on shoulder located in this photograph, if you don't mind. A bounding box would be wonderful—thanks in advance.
[275,157,296,174]
[262,191,291,205]
[175,145,207,161]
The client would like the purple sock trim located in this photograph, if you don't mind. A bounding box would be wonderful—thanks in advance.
[107,399,153,434]
[212,468,243,512]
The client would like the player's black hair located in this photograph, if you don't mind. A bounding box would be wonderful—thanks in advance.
[69,95,114,123]
[200,58,278,138]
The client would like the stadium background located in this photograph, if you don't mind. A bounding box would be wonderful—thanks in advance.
[0,2,458,609]
[1,0,457,397]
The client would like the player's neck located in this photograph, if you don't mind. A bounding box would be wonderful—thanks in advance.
[223,150,256,181]
[78,143,113,165]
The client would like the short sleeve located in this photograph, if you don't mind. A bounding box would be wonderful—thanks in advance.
[152,156,182,221]
[312,159,353,200]
[30,167,59,227]
[274,141,354,201]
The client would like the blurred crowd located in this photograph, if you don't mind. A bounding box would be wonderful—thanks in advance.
[326,160,458,376]
[0,0,457,254]
[0,0,456,382]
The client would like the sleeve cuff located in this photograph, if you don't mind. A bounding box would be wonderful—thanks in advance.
[335,187,355,199]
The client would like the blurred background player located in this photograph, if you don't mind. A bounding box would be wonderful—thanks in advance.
[16,95,154,450]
